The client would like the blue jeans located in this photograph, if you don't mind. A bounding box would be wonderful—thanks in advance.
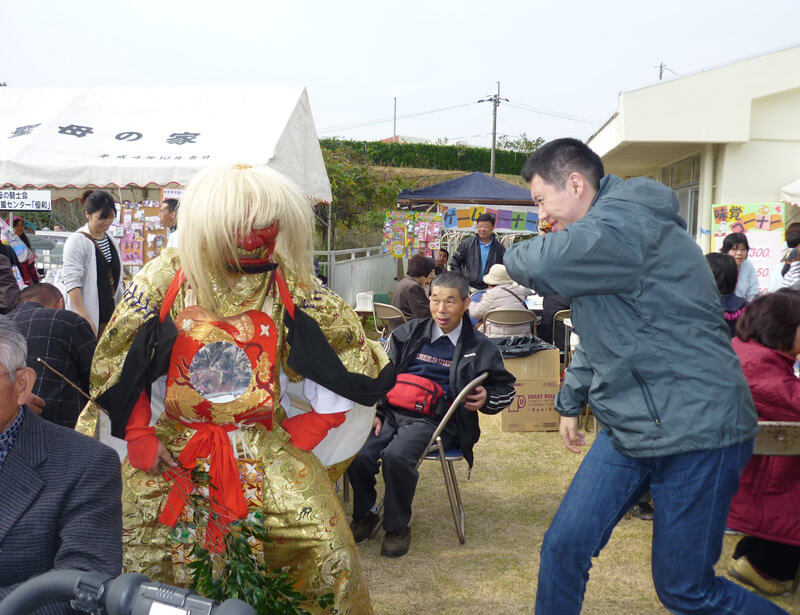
[535,431,787,614]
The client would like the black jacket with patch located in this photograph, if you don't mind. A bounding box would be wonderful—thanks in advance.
[380,314,516,466]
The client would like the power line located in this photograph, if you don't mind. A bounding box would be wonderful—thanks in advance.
[505,101,600,125]
[317,102,477,134]
[437,132,492,142]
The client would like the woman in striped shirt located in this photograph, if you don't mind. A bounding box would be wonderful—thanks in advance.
[63,190,123,336]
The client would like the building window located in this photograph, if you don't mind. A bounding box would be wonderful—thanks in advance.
[660,155,700,237]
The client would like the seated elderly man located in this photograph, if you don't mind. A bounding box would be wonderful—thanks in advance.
[347,271,516,557]
[0,315,122,612]
[9,283,96,429]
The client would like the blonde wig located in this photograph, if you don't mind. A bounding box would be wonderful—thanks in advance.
[177,164,315,309]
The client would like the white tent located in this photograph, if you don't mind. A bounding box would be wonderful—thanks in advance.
[781,178,800,208]
[780,178,800,226]
[0,86,331,203]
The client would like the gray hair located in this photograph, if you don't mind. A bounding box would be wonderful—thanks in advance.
[0,315,27,380]
[431,271,470,300]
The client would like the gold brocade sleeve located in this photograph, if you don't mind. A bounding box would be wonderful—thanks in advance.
[281,276,391,382]
[75,251,182,437]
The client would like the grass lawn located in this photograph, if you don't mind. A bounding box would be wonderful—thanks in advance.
[344,416,800,614]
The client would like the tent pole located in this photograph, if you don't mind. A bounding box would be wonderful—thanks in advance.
[327,201,333,284]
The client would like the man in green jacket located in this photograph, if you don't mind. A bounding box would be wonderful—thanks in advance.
[505,138,784,614]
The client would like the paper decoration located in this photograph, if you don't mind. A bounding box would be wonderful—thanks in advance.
[382,211,443,259]
[113,200,172,265]
[442,205,537,234]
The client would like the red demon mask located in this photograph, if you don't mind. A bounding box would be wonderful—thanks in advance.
[226,221,280,273]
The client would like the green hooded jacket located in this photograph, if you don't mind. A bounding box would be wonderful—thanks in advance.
[505,175,757,458]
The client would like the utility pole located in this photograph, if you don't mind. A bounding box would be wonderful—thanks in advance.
[654,63,677,80]
[393,97,397,143]
[478,82,507,177]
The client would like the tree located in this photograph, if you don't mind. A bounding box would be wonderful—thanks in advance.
[322,146,413,250]
[497,133,545,155]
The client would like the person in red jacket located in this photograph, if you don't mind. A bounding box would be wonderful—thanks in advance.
[728,289,800,595]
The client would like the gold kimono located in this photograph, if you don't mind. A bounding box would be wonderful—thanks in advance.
[77,250,389,614]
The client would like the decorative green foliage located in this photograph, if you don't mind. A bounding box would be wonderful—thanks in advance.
[178,472,333,614]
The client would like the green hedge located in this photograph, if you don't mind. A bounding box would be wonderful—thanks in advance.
[320,138,529,175]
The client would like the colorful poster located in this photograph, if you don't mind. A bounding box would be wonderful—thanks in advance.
[113,200,172,265]
[382,211,442,259]
[712,203,785,295]
[442,204,538,233]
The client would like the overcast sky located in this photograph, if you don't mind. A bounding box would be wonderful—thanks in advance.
[4,0,800,148]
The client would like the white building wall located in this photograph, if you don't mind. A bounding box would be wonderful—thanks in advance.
[717,140,800,204]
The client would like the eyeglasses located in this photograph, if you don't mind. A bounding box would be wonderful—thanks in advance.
[0,368,22,378]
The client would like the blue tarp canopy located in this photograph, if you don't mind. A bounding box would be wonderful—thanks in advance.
[397,172,533,206]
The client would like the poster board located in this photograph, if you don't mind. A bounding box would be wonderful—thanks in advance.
[144,228,167,263]
[711,203,785,295]
[117,207,144,264]
[114,201,172,265]
[441,203,538,233]
[382,211,442,259]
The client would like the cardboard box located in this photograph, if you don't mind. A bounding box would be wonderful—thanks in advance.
[495,349,561,432]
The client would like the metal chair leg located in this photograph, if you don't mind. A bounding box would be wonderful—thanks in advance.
[438,441,465,544]
[447,459,466,543]
[369,499,384,539]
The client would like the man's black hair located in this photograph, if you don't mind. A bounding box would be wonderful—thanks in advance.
[521,137,604,191]
[163,198,180,214]
[431,271,469,300]
[476,213,496,225]
[20,283,63,307]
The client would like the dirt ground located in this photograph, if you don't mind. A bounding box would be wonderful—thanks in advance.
[343,416,800,615]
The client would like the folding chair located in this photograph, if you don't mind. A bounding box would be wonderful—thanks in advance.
[751,421,800,593]
[370,372,489,544]
[479,308,537,336]
[373,302,406,338]
[469,289,486,303]
[552,309,572,372]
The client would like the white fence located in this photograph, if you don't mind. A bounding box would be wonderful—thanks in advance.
[315,246,397,307]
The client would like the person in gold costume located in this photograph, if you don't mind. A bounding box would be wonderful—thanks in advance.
[75,164,395,614]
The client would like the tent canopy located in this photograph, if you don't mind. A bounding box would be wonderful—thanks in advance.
[781,178,800,207]
[398,172,533,206]
[0,86,332,203]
